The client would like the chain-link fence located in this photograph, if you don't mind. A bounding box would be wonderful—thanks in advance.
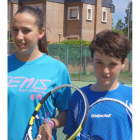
[48,44,132,84]
[7,43,132,84]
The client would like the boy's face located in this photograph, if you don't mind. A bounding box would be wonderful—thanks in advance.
[91,51,126,87]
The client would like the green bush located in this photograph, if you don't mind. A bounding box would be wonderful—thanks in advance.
[53,39,91,46]
[61,39,91,46]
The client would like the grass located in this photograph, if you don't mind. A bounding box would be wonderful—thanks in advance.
[70,72,132,84]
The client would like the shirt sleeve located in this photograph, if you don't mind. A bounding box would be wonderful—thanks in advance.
[63,94,76,136]
[54,62,71,111]
[63,91,85,136]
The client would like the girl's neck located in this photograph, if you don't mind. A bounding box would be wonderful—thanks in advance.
[15,49,43,62]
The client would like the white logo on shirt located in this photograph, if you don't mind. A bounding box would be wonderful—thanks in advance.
[91,114,112,118]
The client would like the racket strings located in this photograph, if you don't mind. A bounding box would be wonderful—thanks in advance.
[79,100,132,140]
[27,86,88,140]
[80,133,95,140]
[59,92,86,139]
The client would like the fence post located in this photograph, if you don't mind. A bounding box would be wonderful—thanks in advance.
[65,46,68,68]
[8,2,11,55]
[128,50,132,72]
[80,7,83,81]
[83,47,87,72]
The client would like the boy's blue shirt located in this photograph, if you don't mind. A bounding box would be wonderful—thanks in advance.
[63,83,132,140]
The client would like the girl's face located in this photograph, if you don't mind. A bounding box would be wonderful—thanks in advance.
[91,51,126,88]
[11,12,44,55]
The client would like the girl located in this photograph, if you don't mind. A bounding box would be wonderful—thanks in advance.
[8,6,71,140]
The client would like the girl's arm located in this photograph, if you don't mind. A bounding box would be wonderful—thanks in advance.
[50,110,67,128]
[35,110,67,140]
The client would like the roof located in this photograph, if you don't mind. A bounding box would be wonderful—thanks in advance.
[8,0,115,12]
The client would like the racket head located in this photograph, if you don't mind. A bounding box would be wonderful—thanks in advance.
[24,84,89,140]
[79,98,132,140]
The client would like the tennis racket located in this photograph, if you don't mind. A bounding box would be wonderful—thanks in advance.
[78,98,132,140]
[24,84,89,140]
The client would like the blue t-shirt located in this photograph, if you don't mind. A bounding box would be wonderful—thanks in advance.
[63,84,132,140]
[8,53,71,140]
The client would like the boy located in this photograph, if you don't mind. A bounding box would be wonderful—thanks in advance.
[63,30,132,140]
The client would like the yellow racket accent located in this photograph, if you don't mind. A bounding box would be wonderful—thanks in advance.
[68,125,82,140]
[35,103,42,111]
[29,116,35,126]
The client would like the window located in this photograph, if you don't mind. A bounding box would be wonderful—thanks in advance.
[87,5,92,21]
[102,7,107,23]
[68,6,79,20]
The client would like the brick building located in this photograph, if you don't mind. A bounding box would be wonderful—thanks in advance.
[8,0,115,43]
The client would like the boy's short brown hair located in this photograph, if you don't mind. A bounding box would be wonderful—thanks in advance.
[89,30,131,63]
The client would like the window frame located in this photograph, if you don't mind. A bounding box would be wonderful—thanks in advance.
[102,7,107,23]
[86,5,92,21]
[67,6,79,20]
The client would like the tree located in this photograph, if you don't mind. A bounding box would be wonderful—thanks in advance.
[124,1,132,44]
[112,19,125,35]
[112,19,114,30]
[115,19,125,31]
[113,2,132,72]
[114,2,132,45]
